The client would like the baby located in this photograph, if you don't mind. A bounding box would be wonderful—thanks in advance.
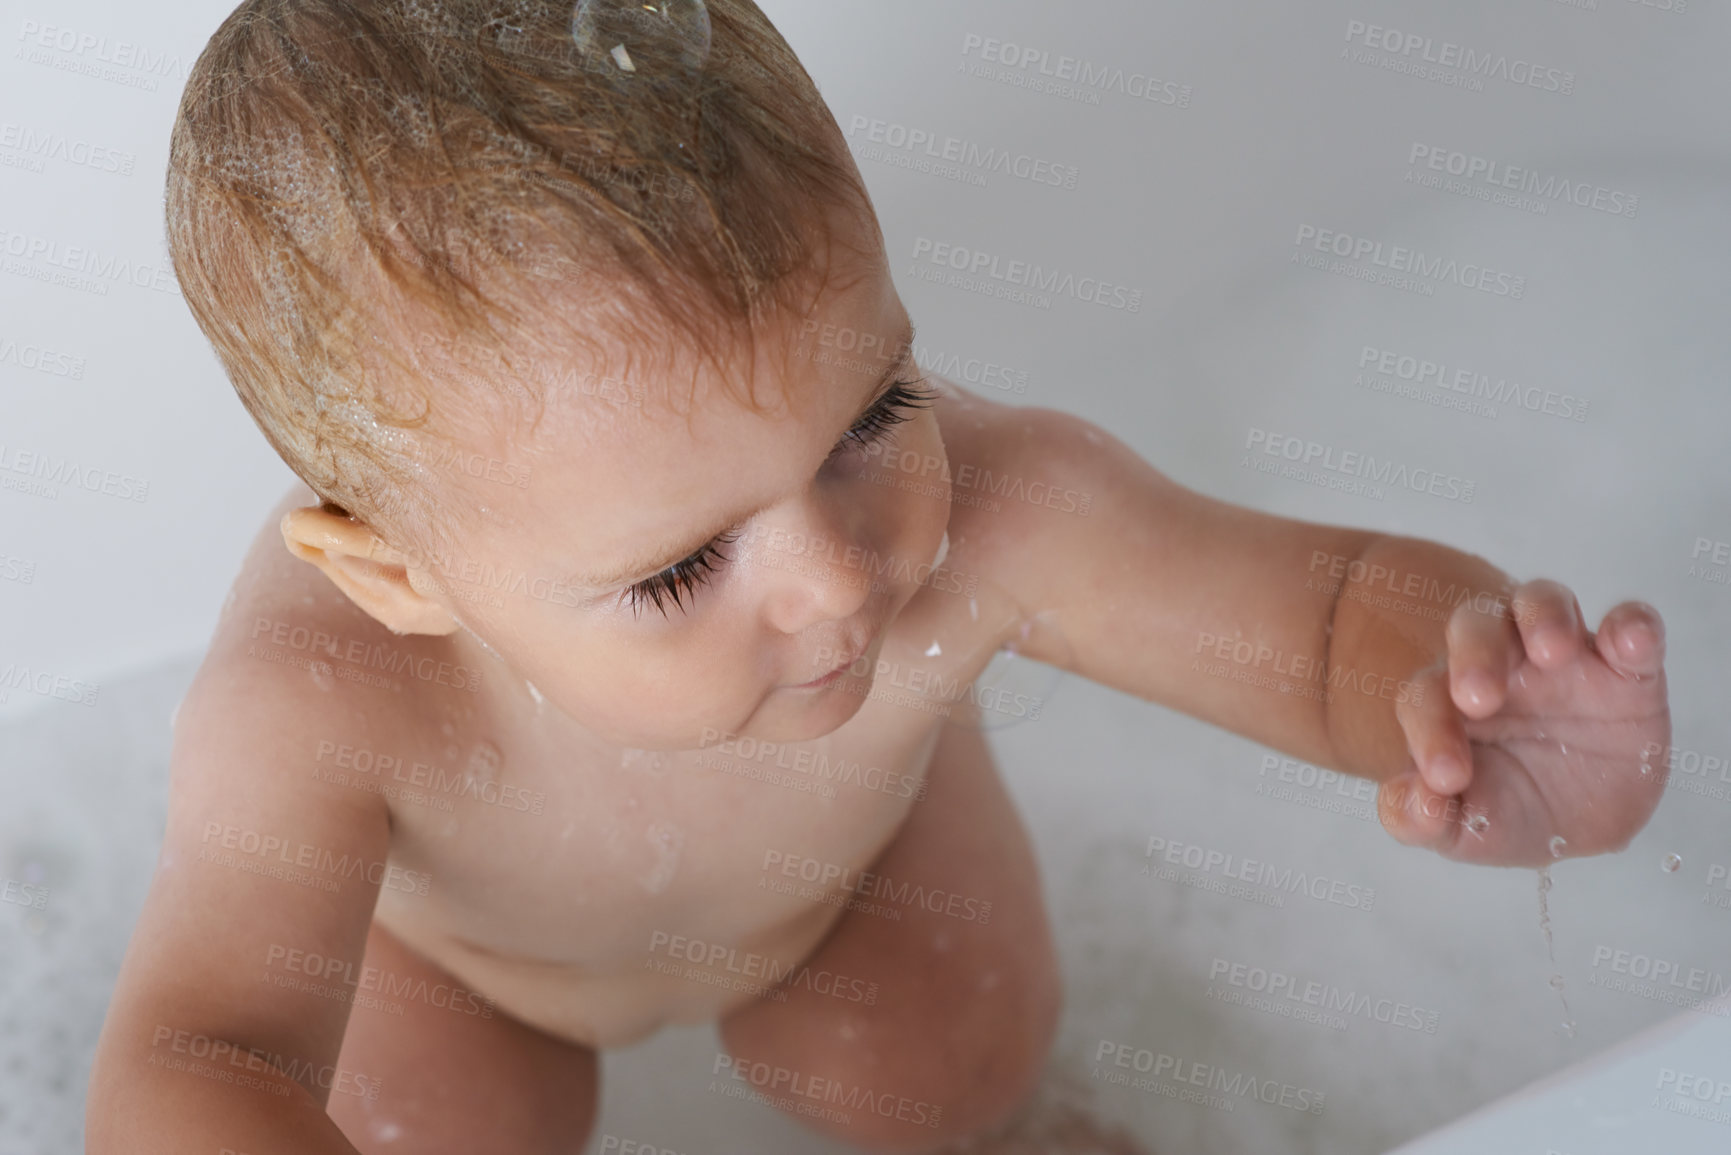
[85,1,1673,1152]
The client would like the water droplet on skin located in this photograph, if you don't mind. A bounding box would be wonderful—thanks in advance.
[1549,835,1568,859]
[1663,853,1683,874]
[639,819,684,894]
[621,747,670,776]
[925,640,942,657]
[929,530,950,573]
[463,622,507,663]
[466,741,502,785]
[1465,813,1491,836]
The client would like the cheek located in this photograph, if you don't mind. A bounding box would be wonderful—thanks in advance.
[474,583,769,739]
[901,415,953,522]
[585,614,770,701]
[866,416,947,488]
[536,629,761,736]
[909,410,949,476]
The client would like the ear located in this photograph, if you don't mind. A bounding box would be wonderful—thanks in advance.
[279,505,461,636]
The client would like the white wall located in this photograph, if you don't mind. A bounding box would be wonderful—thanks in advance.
[1,0,302,711]
[5,0,1729,713]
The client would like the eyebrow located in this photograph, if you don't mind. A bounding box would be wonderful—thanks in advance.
[570,318,918,593]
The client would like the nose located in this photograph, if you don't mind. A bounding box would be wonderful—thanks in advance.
[746,491,875,636]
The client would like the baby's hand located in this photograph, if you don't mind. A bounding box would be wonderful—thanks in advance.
[1378,580,1670,866]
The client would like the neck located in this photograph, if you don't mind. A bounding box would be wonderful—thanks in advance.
[439,619,613,759]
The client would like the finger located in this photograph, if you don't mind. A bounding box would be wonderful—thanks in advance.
[1444,600,1520,719]
[1441,750,1563,867]
[1510,579,1584,671]
[1377,770,1462,854]
[1593,600,1667,679]
[1396,662,1474,795]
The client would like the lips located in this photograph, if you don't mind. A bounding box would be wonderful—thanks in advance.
[796,650,859,687]
[790,624,879,689]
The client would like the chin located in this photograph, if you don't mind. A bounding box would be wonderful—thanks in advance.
[735,678,871,745]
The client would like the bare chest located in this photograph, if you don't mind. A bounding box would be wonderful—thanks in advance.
[372,562,1023,969]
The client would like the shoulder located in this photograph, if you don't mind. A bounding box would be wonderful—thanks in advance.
[170,486,417,820]
[925,375,1111,645]
[928,374,1093,471]
[928,374,1106,543]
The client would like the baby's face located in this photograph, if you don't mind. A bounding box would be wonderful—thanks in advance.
[420,248,951,750]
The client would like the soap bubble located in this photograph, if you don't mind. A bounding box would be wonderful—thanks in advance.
[573,0,712,78]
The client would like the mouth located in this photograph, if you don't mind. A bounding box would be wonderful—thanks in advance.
[786,627,879,690]
[791,663,851,690]
[790,647,863,689]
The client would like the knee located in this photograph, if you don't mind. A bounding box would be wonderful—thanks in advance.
[719,955,1061,1152]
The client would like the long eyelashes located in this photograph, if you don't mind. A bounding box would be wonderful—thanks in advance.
[831,376,938,457]
[619,374,938,620]
[623,528,743,619]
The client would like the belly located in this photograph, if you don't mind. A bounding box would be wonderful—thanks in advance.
[376,891,853,1049]
[371,718,949,1050]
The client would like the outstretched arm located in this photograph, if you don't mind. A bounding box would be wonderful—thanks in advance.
[973,403,1670,867]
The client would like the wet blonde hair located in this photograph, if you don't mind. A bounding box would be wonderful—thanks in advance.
[165,0,875,548]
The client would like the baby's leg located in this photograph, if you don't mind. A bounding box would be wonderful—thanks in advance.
[326,920,598,1155]
[719,721,1061,1153]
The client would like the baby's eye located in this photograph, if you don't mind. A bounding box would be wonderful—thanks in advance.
[831,376,938,458]
[621,529,741,619]
[617,376,934,621]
